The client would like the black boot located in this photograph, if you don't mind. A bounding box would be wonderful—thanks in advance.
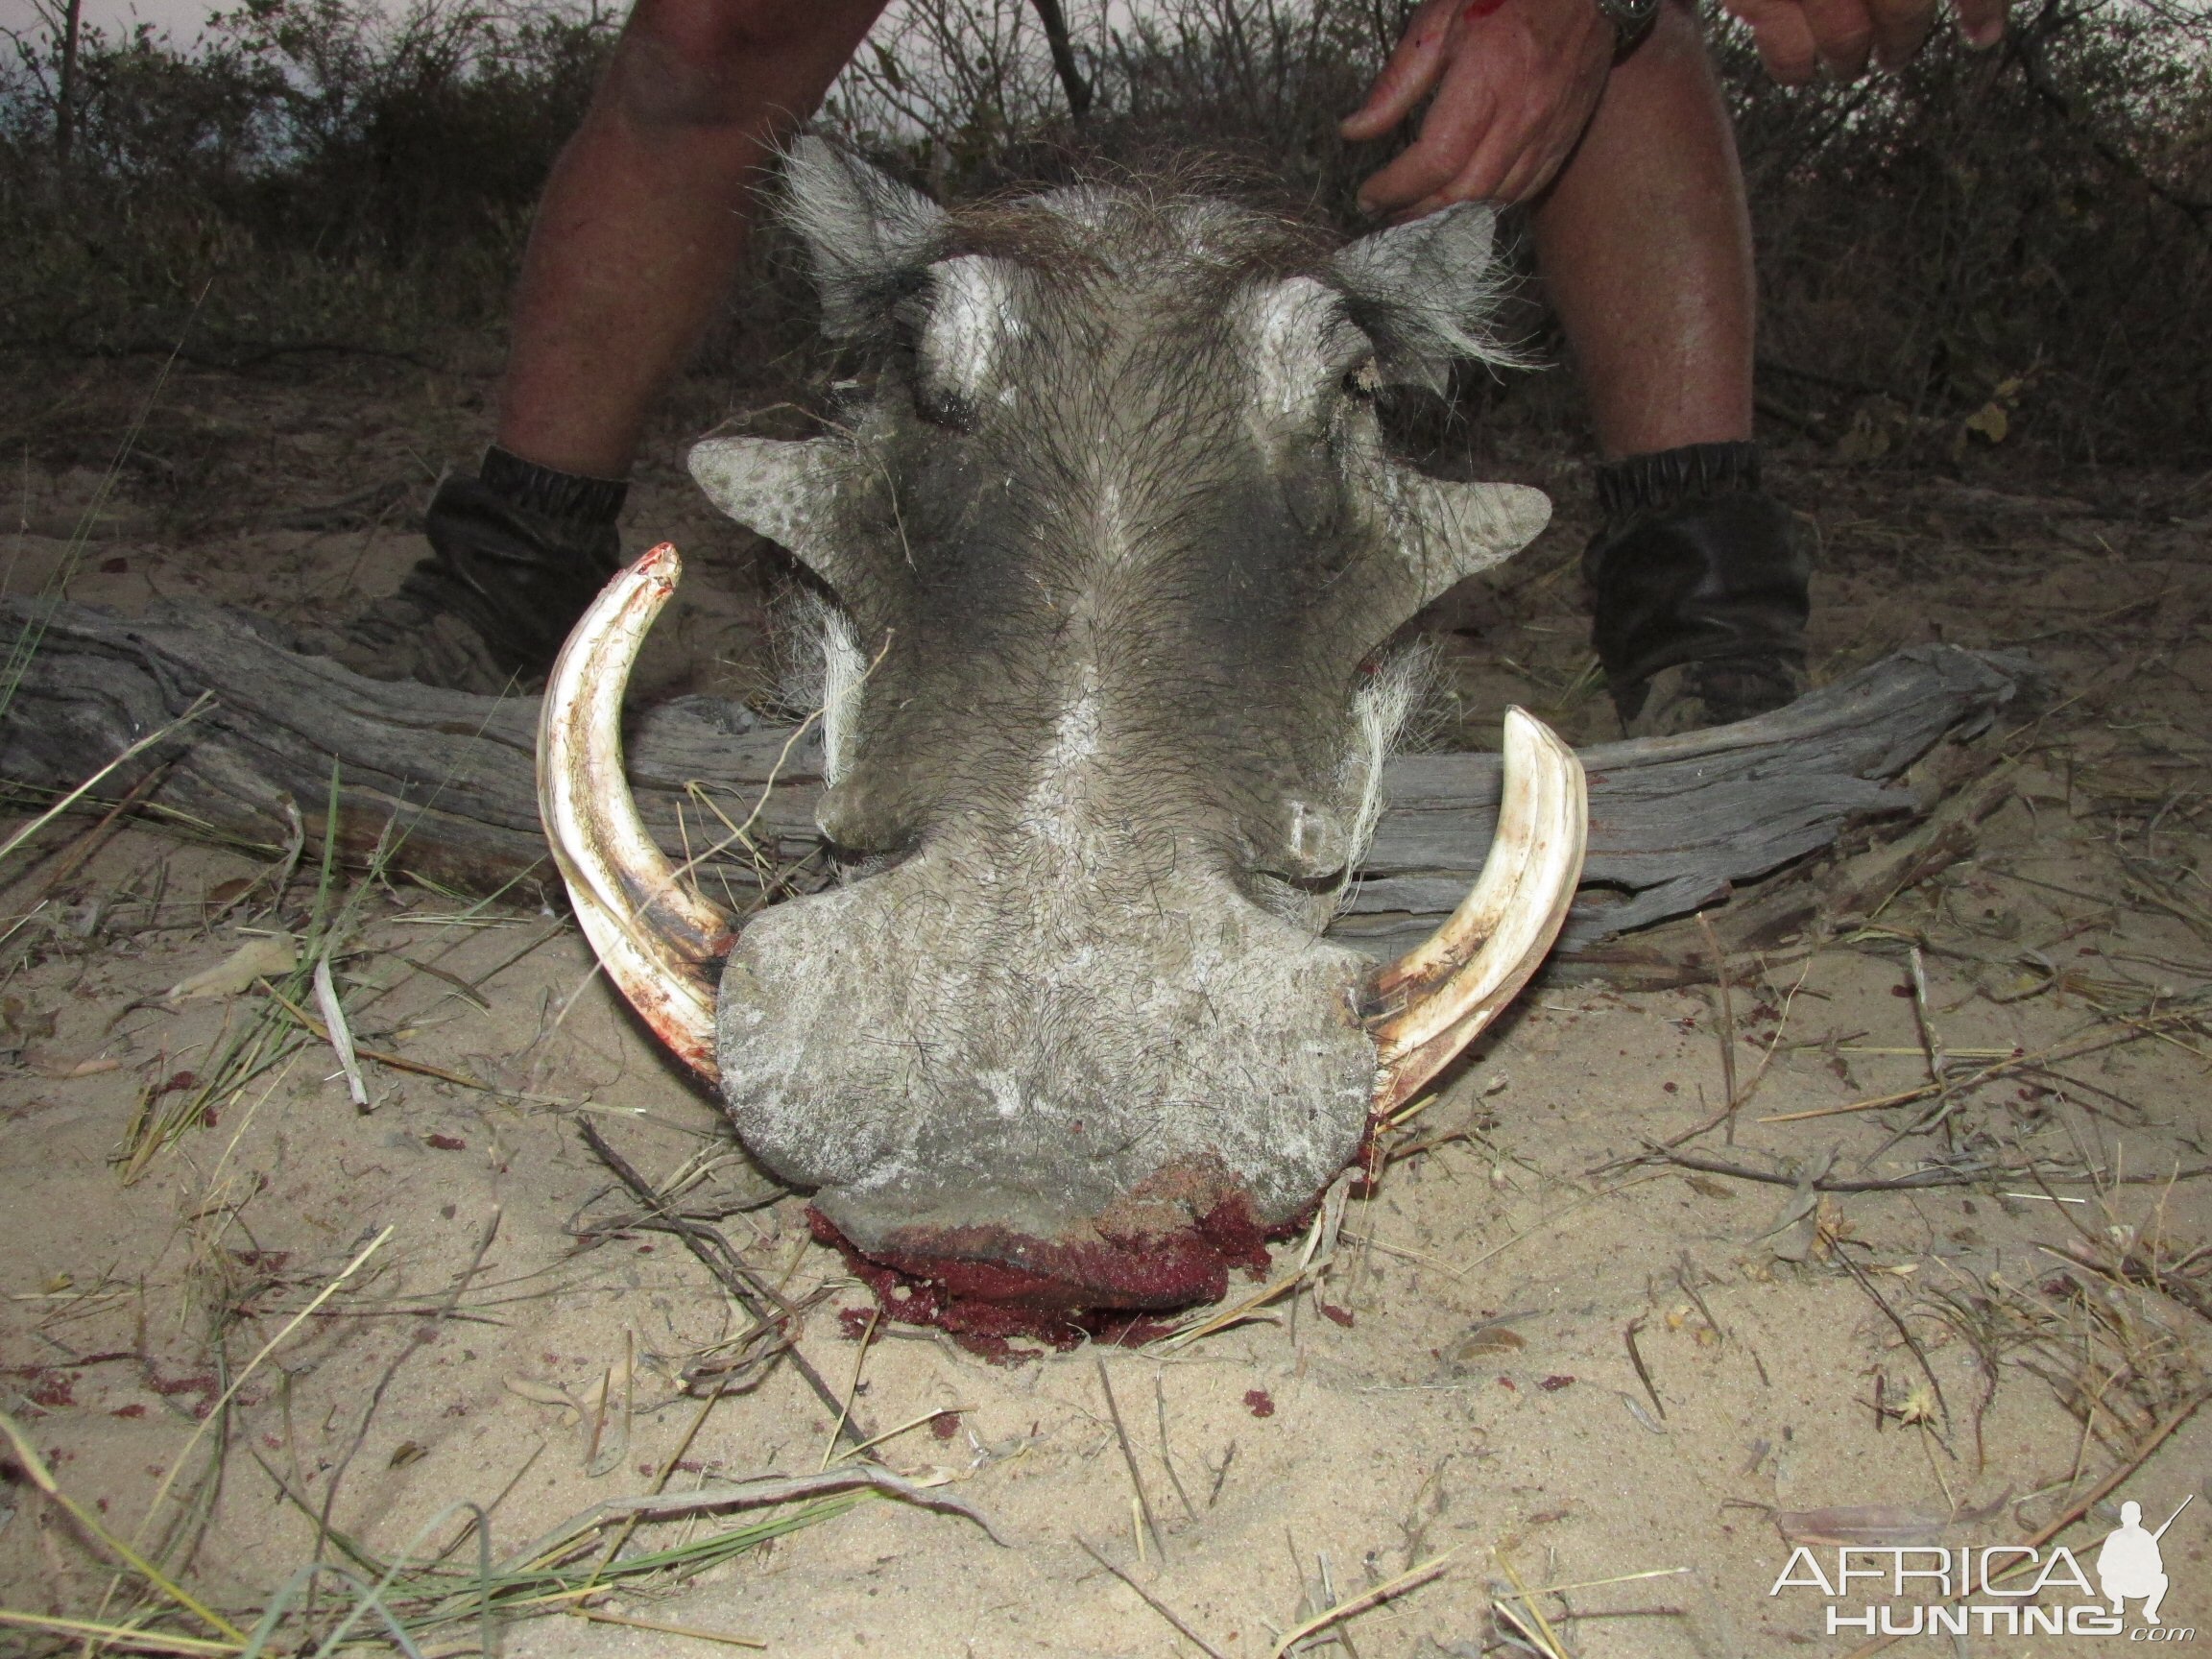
[323,447,627,695]
[1582,441,1810,737]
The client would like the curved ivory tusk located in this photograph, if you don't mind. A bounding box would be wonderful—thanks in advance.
[1365,707,1587,1117]
[538,544,734,1079]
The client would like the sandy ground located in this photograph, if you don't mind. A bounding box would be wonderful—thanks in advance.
[4,354,2212,1656]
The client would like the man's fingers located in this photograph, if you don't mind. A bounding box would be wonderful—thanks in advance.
[1340,0,1454,141]
[1724,0,1987,82]
[1399,138,1514,220]
[1797,0,1875,77]
[1721,0,1820,84]
[1362,133,1503,217]
[1357,90,1503,215]
[1865,0,1936,68]
[1952,0,2008,48]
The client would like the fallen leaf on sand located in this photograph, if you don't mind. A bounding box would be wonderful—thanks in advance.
[1445,1322,1527,1371]
[163,935,298,1005]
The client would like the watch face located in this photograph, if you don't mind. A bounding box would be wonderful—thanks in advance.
[1603,0,1661,46]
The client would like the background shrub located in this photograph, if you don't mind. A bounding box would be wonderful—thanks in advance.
[1,0,2205,466]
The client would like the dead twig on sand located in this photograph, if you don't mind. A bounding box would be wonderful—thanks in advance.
[1095,1359,1165,1560]
[1265,1548,1458,1659]
[2045,1237,2212,1325]
[1761,1004,2209,1125]
[1155,1372,1200,1525]
[1840,1387,2212,1659]
[1073,1536,1227,1658]
[1695,913,1742,1142]
[1835,1250,1950,1436]
[1638,1143,2212,1191]
[578,1119,874,1453]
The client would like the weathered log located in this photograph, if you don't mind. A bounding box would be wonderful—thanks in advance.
[0,599,826,897]
[1335,640,2033,956]
[0,599,2032,956]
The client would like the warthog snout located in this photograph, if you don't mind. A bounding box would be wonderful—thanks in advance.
[538,142,1587,1335]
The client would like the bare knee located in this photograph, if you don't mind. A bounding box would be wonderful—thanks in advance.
[606,0,885,132]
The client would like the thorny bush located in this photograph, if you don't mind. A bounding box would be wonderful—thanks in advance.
[0,0,2206,464]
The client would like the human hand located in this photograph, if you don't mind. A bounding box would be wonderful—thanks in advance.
[1719,0,2008,84]
[1340,0,1615,218]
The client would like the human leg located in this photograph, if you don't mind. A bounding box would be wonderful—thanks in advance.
[496,0,888,479]
[334,0,886,691]
[1531,0,1808,734]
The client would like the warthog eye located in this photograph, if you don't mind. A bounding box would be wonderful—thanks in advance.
[888,295,974,432]
[909,374,974,431]
[898,253,1025,433]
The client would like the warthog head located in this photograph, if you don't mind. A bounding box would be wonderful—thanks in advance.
[539,142,1586,1332]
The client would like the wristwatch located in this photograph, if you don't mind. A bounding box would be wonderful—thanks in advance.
[1594,0,1661,58]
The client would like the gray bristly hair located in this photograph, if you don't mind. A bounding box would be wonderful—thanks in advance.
[1334,641,1435,915]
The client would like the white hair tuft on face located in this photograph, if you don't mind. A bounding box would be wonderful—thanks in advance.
[1337,643,1435,912]
[766,589,866,785]
[818,605,866,787]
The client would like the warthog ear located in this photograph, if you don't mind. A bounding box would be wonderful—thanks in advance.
[688,436,860,596]
[782,135,948,338]
[1330,202,1519,392]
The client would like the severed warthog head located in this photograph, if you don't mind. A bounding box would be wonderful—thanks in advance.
[539,142,1586,1329]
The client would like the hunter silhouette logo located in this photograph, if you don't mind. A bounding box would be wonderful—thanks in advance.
[2100,1496,2191,1627]
[1768,1492,2200,1639]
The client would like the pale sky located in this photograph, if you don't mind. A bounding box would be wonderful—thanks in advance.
[2,0,1148,55]
[1,0,229,46]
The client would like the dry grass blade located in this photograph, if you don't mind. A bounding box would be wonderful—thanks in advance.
[1462,1175,1662,1274]
[821,1308,879,1471]
[311,950,372,1110]
[1694,912,1741,1141]
[1760,1005,2207,1124]
[132,1225,394,1551]
[259,982,493,1092]
[500,1466,1003,1570]
[1493,1553,1569,1659]
[574,1606,765,1647]
[1264,1548,1457,1659]
[833,1404,977,1463]
[1159,1181,1356,1350]
[0,690,214,871]
[1156,1264,1309,1350]
[0,1414,247,1643]
[1154,1372,1200,1524]
[0,1609,236,1655]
